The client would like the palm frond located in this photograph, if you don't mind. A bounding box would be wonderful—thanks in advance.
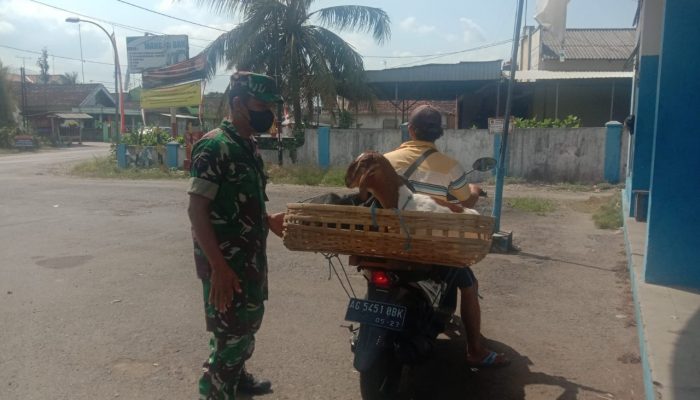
[311,5,391,44]
[202,1,284,79]
[191,0,266,18]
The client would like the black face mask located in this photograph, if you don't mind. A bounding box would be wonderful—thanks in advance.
[248,108,275,133]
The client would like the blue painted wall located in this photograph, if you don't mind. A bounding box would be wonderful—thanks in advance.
[604,122,622,183]
[644,0,700,288]
[628,55,660,216]
[166,142,179,169]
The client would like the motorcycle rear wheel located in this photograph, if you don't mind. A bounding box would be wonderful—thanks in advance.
[359,352,401,400]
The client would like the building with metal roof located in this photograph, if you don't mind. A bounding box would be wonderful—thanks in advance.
[362,61,503,129]
[508,26,636,126]
[520,27,636,72]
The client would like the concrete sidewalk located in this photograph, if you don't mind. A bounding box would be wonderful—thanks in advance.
[623,197,700,400]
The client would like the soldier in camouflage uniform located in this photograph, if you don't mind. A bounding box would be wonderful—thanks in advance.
[187,72,285,400]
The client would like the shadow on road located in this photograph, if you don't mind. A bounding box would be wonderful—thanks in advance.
[673,308,700,399]
[518,251,616,273]
[405,335,609,399]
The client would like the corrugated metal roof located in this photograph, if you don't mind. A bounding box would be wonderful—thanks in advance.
[349,100,457,115]
[366,61,503,83]
[542,29,636,60]
[511,70,634,81]
[52,113,93,119]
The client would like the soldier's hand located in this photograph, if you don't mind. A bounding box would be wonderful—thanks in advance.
[209,265,242,313]
[268,212,285,238]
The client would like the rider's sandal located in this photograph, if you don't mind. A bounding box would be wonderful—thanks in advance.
[467,351,511,368]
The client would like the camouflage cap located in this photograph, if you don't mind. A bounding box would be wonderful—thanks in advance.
[230,71,284,104]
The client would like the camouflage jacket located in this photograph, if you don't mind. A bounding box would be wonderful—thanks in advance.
[187,120,269,300]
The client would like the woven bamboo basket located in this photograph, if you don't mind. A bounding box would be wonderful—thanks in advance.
[283,203,494,267]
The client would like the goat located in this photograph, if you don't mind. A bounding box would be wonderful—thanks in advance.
[345,151,477,214]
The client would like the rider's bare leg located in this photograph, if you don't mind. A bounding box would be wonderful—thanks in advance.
[460,283,509,366]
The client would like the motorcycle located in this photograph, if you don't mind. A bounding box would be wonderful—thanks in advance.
[343,157,497,399]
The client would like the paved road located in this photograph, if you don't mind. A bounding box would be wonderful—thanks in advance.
[0,144,111,172]
[0,147,643,400]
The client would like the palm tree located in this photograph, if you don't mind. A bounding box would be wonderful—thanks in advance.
[36,47,50,85]
[60,72,79,85]
[197,0,390,130]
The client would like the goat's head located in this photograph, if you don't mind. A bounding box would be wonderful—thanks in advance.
[345,151,404,208]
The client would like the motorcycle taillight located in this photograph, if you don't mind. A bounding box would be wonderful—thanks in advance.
[370,270,392,289]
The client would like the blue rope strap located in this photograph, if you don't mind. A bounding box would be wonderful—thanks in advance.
[370,201,379,228]
[394,208,412,251]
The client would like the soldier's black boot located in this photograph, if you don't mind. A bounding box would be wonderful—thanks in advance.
[238,367,272,395]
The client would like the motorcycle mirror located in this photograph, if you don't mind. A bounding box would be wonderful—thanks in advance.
[471,157,498,172]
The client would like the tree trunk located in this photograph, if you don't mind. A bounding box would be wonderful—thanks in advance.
[289,40,303,133]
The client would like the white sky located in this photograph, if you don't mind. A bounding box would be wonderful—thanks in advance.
[0,0,638,93]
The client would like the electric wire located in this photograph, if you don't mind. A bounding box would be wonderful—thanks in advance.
[26,0,214,46]
[115,0,228,32]
[323,253,357,299]
[24,0,518,63]
[390,39,513,68]
[0,44,127,68]
[335,254,357,298]
[15,0,524,79]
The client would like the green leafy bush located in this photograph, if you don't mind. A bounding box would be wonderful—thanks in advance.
[338,110,355,129]
[0,126,17,148]
[0,126,39,149]
[514,115,581,128]
[120,126,173,146]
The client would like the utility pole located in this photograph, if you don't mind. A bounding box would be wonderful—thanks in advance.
[15,56,31,69]
[491,0,526,252]
[15,56,31,130]
[19,67,28,130]
[78,23,86,83]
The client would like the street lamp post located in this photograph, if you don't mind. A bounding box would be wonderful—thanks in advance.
[66,17,126,140]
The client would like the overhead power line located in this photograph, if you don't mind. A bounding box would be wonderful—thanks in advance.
[27,0,214,47]
[390,39,513,68]
[0,44,128,68]
[115,0,228,32]
[21,0,513,67]
[363,40,512,59]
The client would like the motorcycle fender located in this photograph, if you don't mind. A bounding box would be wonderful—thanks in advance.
[353,324,392,372]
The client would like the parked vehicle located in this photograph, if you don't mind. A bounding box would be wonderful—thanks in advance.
[344,157,497,399]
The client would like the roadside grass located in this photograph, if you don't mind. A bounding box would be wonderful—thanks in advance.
[71,156,188,179]
[485,176,527,185]
[506,197,557,214]
[266,164,346,186]
[592,192,623,229]
[550,182,624,192]
[484,176,623,192]
[70,157,345,184]
[568,191,623,230]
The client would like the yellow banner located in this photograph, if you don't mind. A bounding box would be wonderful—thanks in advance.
[141,80,201,109]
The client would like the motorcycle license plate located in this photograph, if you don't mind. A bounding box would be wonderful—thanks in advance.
[345,298,407,331]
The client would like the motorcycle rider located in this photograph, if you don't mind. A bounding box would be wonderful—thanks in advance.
[383,104,510,368]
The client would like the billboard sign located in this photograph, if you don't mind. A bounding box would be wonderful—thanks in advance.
[142,52,207,89]
[141,80,202,109]
[126,35,189,73]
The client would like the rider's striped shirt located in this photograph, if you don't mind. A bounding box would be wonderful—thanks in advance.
[384,140,471,202]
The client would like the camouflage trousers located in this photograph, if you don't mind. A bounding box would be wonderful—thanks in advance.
[199,279,265,400]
